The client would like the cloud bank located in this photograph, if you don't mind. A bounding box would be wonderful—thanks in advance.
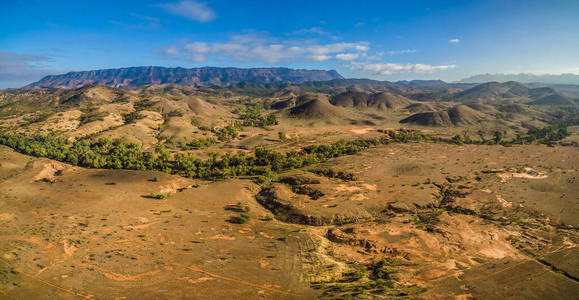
[164,35,370,63]
[351,62,456,75]
[0,51,58,88]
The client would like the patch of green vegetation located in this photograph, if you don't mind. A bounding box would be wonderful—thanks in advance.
[22,112,51,126]
[278,131,287,141]
[312,168,357,181]
[414,208,444,232]
[143,192,170,199]
[36,177,54,183]
[236,202,251,212]
[122,111,145,124]
[290,184,325,200]
[229,213,250,224]
[134,99,156,111]
[213,123,240,141]
[451,134,464,145]
[234,104,278,127]
[164,110,183,119]
[312,257,423,298]
[178,137,217,150]
[79,108,107,125]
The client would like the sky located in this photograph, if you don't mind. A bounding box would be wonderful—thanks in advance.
[1,0,578,88]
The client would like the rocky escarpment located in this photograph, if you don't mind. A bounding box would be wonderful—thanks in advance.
[255,183,373,226]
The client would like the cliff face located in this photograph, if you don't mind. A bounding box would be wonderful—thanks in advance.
[25,66,344,88]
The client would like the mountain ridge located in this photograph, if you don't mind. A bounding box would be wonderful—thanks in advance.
[25,66,344,89]
[458,73,579,85]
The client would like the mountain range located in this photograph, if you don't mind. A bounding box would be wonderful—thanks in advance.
[458,73,579,85]
[25,66,344,89]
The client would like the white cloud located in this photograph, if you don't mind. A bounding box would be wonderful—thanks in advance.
[351,62,456,75]
[184,42,210,54]
[354,22,366,28]
[166,37,370,63]
[163,46,180,55]
[386,49,417,55]
[335,53,359,61]
[309,55,332,61]
[292,27,327,35]
[186,54,206,62]
[160,1,216,22]
[355,45,369,51]
[449,38,460,43]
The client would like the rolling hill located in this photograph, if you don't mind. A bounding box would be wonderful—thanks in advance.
[289,97,342,119]
[329,91,413,110]
[400,104,485,126]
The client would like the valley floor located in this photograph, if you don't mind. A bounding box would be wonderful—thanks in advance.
[0,141,577,299]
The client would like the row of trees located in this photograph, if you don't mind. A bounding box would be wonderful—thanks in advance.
[451,124,570,146]
[234,105,278,127]
[0,125,570,181]
[0,130,426,180]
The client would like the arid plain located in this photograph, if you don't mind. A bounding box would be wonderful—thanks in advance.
[0,80,577,299]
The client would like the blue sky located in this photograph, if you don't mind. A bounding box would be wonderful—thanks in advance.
[1,0,578,88]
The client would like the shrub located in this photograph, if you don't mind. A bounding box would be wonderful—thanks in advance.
[122,111,145,124]
[414,208,443,232]
[79,109,107,125]
[229,213,250,224]
[278,131,287,141]
[451,135,463,145]
[144,192,170,199]
[134,99,156,111]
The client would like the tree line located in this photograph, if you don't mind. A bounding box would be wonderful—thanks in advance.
[0,130,426,180]
[0,125,570,181]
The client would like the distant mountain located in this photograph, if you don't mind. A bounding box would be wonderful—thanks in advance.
[453,81,577,106]
[454,81,530,101]
[458,73,579,85]
[24,66,344,88]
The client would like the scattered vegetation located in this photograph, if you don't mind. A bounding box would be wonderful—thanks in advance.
[413,208,444,232]
[79,108,107,125]
[22,112,51,126]
[312,256,422,298]
[164,110,183,118]
[213,123,240,141]
[312,168,357,181]
[235,105,278,127]
[133,99,156,111]
[178,137,217,150]
[228,213,250,224]
[122,111,145,124]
